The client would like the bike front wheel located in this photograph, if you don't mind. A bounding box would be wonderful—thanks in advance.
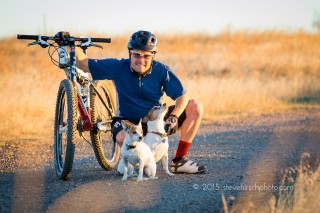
[54,79,77,180]
[90,80,120,171]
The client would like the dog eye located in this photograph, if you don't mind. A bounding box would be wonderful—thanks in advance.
[132,131,137,134]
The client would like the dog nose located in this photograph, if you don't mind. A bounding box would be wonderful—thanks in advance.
[139,136,142,140]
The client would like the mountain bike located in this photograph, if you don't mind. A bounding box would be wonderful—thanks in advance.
[17,32,120,180]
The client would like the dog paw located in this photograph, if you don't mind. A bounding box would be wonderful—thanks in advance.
[166,172,174,176]
[128,173,138,178]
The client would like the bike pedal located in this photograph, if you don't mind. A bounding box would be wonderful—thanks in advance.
[96,123,108,132]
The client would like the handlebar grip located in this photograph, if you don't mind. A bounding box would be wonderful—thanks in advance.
[91,38,111,43]
[17,34,39,40]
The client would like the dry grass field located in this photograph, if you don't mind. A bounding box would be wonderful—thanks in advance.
[1,30,319,138]
[0,30,319,212]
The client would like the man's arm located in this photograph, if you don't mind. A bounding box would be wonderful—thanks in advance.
[171,93,190,117]
[75,47,90,73]
[164,92,190,134]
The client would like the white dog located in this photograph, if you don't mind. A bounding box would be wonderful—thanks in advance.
[143,104,174,176]
[120,120,157,181]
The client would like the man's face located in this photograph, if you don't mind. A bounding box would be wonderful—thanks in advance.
[130,49,155,74]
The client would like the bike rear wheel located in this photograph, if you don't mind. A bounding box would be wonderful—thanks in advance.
[54,79,77,180]
[90,80,120,171]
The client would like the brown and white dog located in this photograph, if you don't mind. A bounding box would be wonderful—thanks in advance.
[143,104,174,176]
[120,120,157,181]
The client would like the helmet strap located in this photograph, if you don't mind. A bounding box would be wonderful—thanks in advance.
[128,49,132,60]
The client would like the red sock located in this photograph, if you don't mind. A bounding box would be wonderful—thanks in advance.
[174,140,191,162]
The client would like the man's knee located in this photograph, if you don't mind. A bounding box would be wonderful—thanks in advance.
[116,130,125,146]
[186,99,203,117]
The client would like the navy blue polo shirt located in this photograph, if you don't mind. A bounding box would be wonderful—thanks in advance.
[88,58,186,123]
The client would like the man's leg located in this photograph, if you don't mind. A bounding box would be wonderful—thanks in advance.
[115,130,125,146]
[180,99,203,142]
[171,99,207,174]
[112,120,126,175]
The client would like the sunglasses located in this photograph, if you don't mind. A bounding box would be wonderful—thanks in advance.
[130,50,154,60]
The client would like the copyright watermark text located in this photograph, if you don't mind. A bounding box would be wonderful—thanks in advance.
[192,183,293,192]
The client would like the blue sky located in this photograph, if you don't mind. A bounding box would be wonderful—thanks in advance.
[1,0,319,38]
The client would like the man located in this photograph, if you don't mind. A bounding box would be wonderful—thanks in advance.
[76,30,206,174]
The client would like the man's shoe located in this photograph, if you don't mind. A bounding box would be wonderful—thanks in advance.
[171,157,207,174]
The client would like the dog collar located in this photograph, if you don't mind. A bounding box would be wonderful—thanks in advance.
[151,131,168,138]
[126,144,136,150]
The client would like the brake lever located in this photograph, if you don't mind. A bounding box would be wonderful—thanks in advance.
[90,43,103,49]
[80,38,103,49]
[27,41,39,46]
[80,37,92,48]
[28,35,51,48]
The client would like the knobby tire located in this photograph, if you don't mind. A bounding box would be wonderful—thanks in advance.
[54,79,77,180]
[90,80,120,171]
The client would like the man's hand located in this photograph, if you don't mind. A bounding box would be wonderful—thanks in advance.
[75,47,90,73]
[164,114,178,135]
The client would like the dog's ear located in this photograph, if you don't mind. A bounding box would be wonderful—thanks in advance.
[122,120,136,130]
[121,120,130,131]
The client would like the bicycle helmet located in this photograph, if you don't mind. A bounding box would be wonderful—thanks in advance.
[128,31,158,52]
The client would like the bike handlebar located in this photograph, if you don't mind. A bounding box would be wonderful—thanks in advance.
[17,34,111,43]
[91,38,111,43]
[17,34,46,40]
[17,32,112,69]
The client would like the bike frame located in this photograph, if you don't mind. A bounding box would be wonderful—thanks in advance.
[65,45,94,132]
